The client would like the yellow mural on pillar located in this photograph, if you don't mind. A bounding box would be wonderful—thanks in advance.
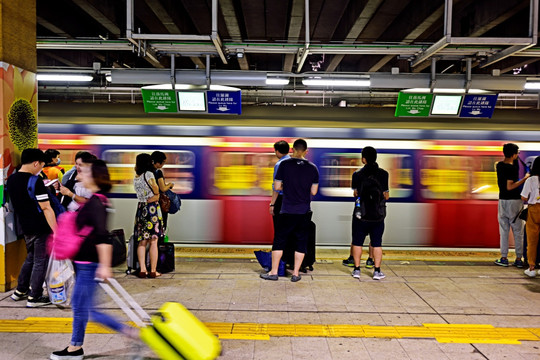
[0,62,38,291]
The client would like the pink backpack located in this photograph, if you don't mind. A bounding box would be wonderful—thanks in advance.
[47,194,109,260]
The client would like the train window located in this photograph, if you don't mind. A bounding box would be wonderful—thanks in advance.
[320,153,412,198]
[472,155,499,200]
[420,155,499,200]
[210,152,276,195]
[420,155,472,199]
[102,150,195,194]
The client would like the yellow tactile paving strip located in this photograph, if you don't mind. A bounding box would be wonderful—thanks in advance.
[1,318,539,344]
[173,247,502,262]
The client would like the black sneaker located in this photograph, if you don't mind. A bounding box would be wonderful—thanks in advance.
[26,295,51,308]
[513,259,525,268]
[10,290,28,301]
[50,347,84,360]
[366,258,375,269]
[342,256,355,267]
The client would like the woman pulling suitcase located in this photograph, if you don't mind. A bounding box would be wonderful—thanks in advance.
[50,159,138,360]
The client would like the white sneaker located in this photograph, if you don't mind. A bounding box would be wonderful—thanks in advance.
[524,269,537,278]
[373,271,386,280]
[352,269,361,279]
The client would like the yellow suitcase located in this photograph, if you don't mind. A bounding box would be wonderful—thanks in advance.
[140,302,221,360]
[99,279,221,360]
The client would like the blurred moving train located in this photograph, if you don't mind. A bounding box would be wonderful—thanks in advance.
[38,124,540,248]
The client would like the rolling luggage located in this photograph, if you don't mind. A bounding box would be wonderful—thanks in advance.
[126,235,138,274]
[157,243,175,274]
[283,220,316,272]
[99,278,221,360]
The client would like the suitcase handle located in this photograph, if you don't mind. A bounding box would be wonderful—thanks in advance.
[97,277,151,327]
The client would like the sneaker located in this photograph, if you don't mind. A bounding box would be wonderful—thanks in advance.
[524,269,537,278]
[365,258,375,269]
[10,290,28,301]
[352,269,361,279]
[373,271,386,280]
[513,259,525,268]
[494,258,509,267]
[50,347,84,360]
[26,296,51,308]
[291,275,302,282]
[260,273,278,281]
[342,256,355,267]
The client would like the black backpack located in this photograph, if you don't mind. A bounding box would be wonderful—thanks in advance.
[358,174,386,222]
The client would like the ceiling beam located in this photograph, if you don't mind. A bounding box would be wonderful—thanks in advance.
[283,0,304,72]
[40,51,79,67]
[326,0,384,72]
[370,4,445,72]
[500,58,540,74]
[72,0,121,38]
[37,16,72,39]
[143,0,204,69]
[220,0,248,70]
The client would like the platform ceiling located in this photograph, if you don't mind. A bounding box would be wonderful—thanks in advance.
[36,0,540,106]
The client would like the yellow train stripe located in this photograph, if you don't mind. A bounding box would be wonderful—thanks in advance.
[0,318,538,345]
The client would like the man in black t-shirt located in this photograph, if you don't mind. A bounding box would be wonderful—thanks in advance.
[260,139,319,282]
[7,149,57,307]
[350,146,389,281]
[495,143,528,267]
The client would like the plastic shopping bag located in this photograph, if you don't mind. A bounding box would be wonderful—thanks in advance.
[46,254,75,308]
[254,250,286,276]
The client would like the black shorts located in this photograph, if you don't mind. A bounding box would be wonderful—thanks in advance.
[352,216,384,247]
[272,212,311,254]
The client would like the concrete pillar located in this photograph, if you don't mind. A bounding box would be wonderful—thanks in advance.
[0,0,38,292]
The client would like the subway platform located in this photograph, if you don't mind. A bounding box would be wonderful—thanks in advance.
[1,247,539,360]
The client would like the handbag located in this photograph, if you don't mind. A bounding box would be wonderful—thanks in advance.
[519,207,529,221]
[159,192,171,212]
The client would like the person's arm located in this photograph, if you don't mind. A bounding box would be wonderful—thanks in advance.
[521,196,528,202]
[311,183,319,196]
[507,174,530,191]
[274,180,283,191]
[39,201,57,232]
[59,184,89,204]
[269,190,279,215]
[95,243,113,280]
[157,177,174,192]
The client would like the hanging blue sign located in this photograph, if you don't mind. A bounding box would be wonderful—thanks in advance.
[207,91,242,115]
[459,94,498,118]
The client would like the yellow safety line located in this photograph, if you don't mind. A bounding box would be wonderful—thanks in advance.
[1,318,539,344]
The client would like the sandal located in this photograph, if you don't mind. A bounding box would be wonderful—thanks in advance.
[148,272,161,278]
[137,271,147,279]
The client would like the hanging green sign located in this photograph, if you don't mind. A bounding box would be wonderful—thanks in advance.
[141,89,178,113]
[395,92,433,117]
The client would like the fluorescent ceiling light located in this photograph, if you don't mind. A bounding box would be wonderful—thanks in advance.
[302,79,370,87]
[143,84,240,91]
[524,82,540,90]
[37,74,93,82]
[266,78,290,85]
[403,88,489,94]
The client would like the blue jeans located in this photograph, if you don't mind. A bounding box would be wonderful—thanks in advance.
[71,262,127,346]
[17,233,49,298]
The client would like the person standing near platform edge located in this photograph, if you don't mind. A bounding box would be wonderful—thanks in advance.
[495,143,528,268]
[261,139,318,282]
[269,140,290,230]
[351,146,389,281]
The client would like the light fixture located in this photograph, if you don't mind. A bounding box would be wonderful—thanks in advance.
[302,78,370,87]
[266,78,290,85]
[37,74,93,82]
[402,88,489,94]
[236,49,244,58]
[524,82,540,90]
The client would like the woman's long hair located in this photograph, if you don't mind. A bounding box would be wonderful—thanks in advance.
[91,159,112,193]
[530,156,540,177]
[135,153,153,175]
